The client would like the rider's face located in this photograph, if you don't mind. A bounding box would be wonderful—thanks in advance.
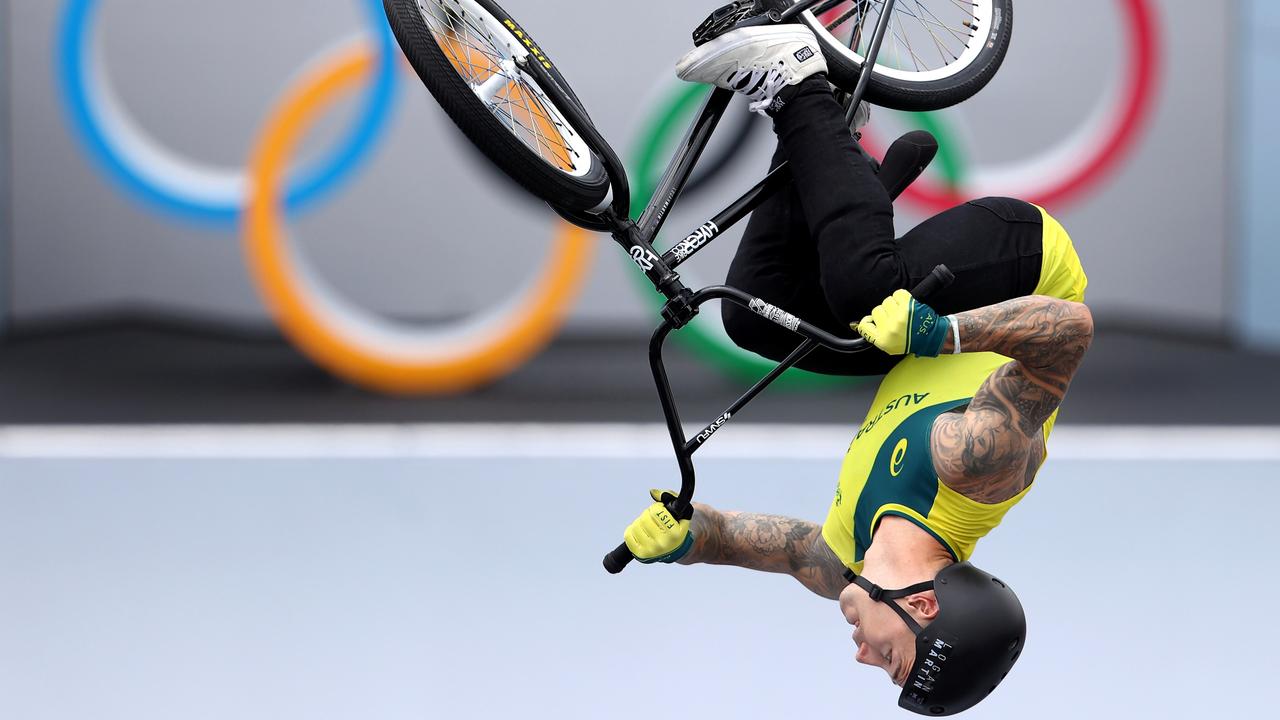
[838,583,919,687]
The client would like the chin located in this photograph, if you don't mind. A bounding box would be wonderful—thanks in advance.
[837,588,859,625]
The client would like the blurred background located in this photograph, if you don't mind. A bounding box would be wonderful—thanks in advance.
[1,1,1278,719]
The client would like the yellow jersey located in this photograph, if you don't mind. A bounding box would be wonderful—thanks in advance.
[821,205,1087,574]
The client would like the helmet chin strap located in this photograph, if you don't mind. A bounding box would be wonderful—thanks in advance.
[844,569,932,636]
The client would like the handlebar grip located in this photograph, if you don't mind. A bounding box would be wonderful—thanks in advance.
[604,542,635,574]
[911,264,955,301]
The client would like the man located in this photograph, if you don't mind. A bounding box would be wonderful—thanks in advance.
[617,20,1093,717]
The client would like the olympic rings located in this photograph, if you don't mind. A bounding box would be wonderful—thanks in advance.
[58,0,399,225]
[54,1,1161,395]
[865,0,1161,215]
[244,43,595,394]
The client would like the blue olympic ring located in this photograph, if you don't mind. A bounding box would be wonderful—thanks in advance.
[56,0,400,226]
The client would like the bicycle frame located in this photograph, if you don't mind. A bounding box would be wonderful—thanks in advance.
[517,0,933,571]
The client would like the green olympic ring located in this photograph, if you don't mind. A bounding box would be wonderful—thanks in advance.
[907,111,964,190]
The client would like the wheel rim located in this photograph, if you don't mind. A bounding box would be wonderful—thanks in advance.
[803,0,998,83]
[416,0,594,177]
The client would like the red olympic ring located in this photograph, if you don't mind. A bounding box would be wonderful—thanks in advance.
[862,0,1160,215]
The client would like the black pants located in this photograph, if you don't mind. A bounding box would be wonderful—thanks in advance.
[722,76,1045,376]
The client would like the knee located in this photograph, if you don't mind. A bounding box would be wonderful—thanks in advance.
[722,301,766,355]
[722,258,775,354]
[967,196,1042,223]
[819,263,902,324]
[721,302,788,362]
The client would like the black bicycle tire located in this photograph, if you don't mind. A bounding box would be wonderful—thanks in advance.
[384,0,611,212]
[804,0,1014,112]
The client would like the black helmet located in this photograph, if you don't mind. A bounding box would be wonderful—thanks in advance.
[844,562,1026,716]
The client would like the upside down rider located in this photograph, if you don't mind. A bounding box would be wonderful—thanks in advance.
[615,19,1093,717]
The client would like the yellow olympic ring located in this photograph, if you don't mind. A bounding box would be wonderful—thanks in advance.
[244,43,594,394]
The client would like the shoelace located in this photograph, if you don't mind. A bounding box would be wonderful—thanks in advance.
[728,62,792,116]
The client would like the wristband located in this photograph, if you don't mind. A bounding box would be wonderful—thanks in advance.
[950,315,962,354]
[907,300,951,358]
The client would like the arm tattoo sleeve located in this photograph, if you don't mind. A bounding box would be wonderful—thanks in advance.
[680,504,849,600]
[932,296,1093,502]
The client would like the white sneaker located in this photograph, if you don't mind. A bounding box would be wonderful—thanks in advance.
[676,25,828,116]
[852,100,870,134]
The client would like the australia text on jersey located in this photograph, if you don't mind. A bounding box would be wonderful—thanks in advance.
[854,393,933,441]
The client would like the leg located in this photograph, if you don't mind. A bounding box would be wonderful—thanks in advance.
[771,76,909,323]
[721,141,900,376]
[722,145,843,360]
[724,192,1047,377]
[771,79,1045,319]
[895,197,1046,317]
[681,27,906,374]
[688,32,1042,375]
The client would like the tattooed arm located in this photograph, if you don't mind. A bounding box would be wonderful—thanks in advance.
[678,503,849,600]
[931,296,1094,503]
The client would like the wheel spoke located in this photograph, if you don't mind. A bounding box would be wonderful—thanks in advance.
[497,79,576,170]
[418,0,588,176]
[903,1,962,66]
[947,0,979,22]
[913,0,973,44]
[855,0,874,51]
[820,0,984,74]
[913,1,973,62]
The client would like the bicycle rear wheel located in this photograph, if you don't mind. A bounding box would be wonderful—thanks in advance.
[385,0,611,212]
[803,0,1014,111]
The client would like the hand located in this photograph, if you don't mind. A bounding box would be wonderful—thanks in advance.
[623,490,694,564]
[855,289,951,358]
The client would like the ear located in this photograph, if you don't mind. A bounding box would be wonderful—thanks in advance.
[905,590,940,622]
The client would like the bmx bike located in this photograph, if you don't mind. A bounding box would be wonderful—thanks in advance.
[381,0,1014,572]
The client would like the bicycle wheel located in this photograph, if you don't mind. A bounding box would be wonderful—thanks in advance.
[801,0,1014,111]
[385,0,611,212]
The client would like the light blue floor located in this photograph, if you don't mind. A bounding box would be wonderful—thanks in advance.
[1,456,1274,720]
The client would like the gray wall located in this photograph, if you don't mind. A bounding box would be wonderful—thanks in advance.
[8,1,1231,332]
[2,0,11,332]
[1239,0,1280,348]
[2,451,1275,719]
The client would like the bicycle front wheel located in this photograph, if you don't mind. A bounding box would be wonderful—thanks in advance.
[385,0,611,212]
[803,0,1014,111]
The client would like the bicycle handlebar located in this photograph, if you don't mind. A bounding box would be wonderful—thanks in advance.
[911,264,957,304]
[603,543,634,574]
[603,265,955,574]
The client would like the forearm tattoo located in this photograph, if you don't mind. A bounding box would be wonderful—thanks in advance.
[681,505,848,600]
[933,296,1093,502]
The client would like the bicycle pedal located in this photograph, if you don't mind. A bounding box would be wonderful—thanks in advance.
[692,1,761,46]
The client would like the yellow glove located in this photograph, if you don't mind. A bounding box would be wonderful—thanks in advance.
[623,489,694,564]
[854,289,951,358]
